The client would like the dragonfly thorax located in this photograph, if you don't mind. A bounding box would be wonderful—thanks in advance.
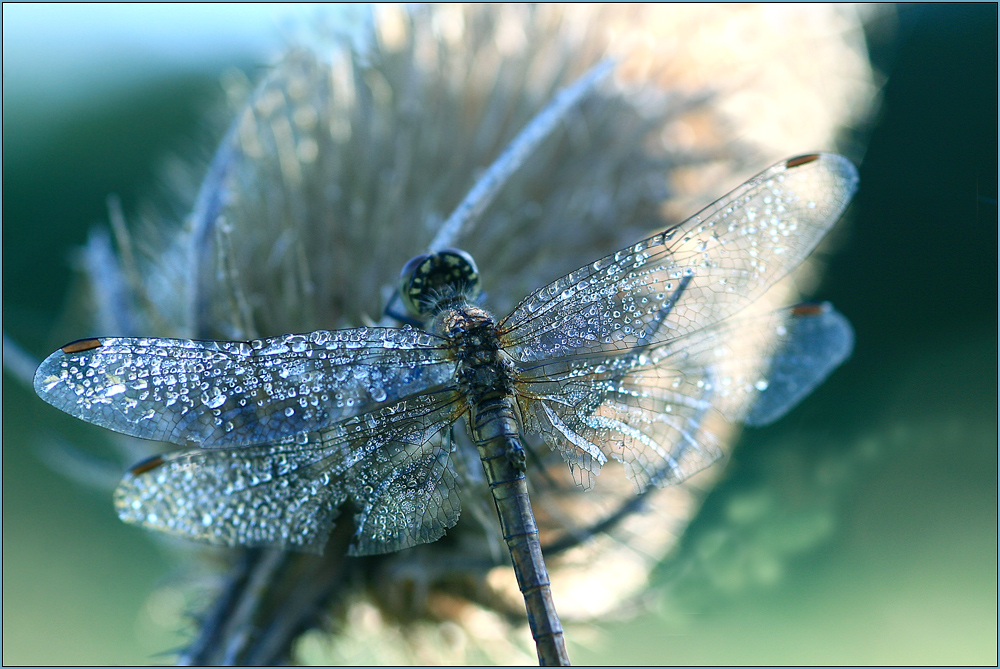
[433,302,493,338]
[434,302,517,403]
[435,301,525,472]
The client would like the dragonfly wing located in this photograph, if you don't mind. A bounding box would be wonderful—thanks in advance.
[340,391,467,555]
[745,302,854,426]
[515,304,846,492]
[498,153,858,362]
[115,441,345,553]
[34,328,456,448]
[115,389,466,554]
[517,353,720,493]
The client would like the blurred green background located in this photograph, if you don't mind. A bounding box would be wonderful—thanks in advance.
[3,4,996,665]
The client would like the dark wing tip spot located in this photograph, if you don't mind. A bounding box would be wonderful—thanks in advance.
[129,455,165,476]
[61,338,103,354]
[791,302,826,317]
[785,154,821,169]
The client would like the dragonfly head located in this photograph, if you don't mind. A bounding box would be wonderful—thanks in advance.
[398,248,481,318]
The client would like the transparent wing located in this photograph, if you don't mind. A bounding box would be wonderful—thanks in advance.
[515,304,846,492]
[518,356,720,492]
[745,302,854,426]
[115,389,466,555]
[498,153,858,362]
[34,327,456,448]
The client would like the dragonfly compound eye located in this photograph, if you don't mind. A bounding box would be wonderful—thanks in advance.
[398,248,481,318]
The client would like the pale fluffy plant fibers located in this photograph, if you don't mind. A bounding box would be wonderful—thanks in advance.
[66,4,878,665]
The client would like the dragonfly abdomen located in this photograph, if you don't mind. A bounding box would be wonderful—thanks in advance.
[470,395,569,666]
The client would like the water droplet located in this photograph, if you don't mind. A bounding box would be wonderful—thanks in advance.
[203,392,227,409]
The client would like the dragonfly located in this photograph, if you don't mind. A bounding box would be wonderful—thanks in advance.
[34,152,857,666]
